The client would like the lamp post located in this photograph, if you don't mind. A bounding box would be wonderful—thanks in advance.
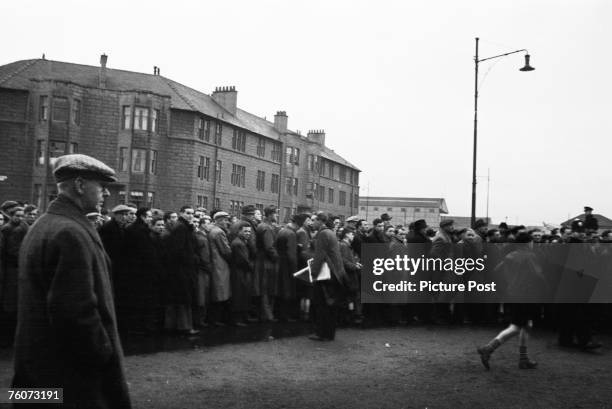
[471,37,534,228]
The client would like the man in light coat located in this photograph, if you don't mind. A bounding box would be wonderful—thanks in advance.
[208,211,232,326]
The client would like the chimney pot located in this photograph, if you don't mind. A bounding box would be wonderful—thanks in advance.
[100,54,108,67]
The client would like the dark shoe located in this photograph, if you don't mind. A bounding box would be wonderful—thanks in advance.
[477,346,492,370]
[581,341,603,351]
[308,334,331,342]
[232,321,247,327]
[519,359,538,369]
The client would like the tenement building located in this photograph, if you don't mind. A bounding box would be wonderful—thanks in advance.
[0,55,360,221]
[358,197,448,227]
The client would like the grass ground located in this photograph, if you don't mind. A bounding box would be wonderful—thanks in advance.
[2,326,611,408]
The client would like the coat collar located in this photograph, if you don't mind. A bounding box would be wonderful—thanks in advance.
[46,194,104,248]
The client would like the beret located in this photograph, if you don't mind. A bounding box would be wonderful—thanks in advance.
[1,200,20,214]
[213,211,230,220]
[53,154,117,183]
[112,204,132,214]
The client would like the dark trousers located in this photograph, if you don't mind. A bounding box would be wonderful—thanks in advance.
[313,283,338,339]
[557,304,593,346]
[0,310,16,347]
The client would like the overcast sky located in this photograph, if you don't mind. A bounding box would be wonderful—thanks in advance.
[2,0,610,226]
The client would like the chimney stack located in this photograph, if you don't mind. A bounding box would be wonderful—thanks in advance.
[212,86,238,115]
[99,54,108,89]
[273,111,288,133]
[307,129,326,146]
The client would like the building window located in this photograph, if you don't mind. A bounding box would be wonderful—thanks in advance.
[318,185,325,202]
[271,143,282,162]
[34,184,42,208]
[354,194,359,208]
[197,118,211,141]
[285,177,292,195]
[271,174,280,194]
[147,192,155,207]
[39,96,49,120]
[414,208,421,212]
[307,154,315,170]
[149,150,157,174]
[257,137,265,157]
[69,143,78,154]
[360,206,366,211]
[215,123,222,145]
[72,99,81,125]
[231,164,246,187]
[328,163,335,179]
[313,183,319,200]
[215,198,220,209]
[429,208,435,213]
[256,171,265,191]
[232,129,246,152]
[131,148,147,173]
[215,160,222,183]
[373,207,379,211]
[197,195,208,209]
[293,178,298,196]
[328,188,334,204]
[52,97,69,122]
[285,147,300,165]
[36,140,44,166]
[255,203,264,211]
[401,208,406,212]
[134,107,149,130]
[197,156,205,179]
[152,109,159,133]
[339,167,346,183]
[122,106,131,129]
[339,191,346,206]
[387,207,392,211]
[118,147,128,171]
[230,200,244,216]
[49,141,66,160]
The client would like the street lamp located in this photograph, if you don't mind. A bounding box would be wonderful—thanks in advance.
[471,37,534,228]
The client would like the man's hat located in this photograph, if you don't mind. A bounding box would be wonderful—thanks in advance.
[346,215,361,223]
[111,204,131,214]
[1,200,20,215]
[571,219,585,233]
[213,211,230,220]
[440,219,454,228]
[381,213,392,221]
[474,219,488,229]
[584,206,594,212]
[53,154,117,183]
[414,219,428,231]
[86,212,102,219]
[241,205,256,216]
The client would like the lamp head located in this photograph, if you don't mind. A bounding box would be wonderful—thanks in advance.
[519,54,535,72]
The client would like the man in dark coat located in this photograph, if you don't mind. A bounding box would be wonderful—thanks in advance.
[0,203,28,347]
[295,213,313,321]
[276,216,299,321]
[309,212,349,341]
[230,221,254,326]
[162,205,199,335]
[13,154,131,408]
[584,206,599,233]
[123,207,162,334]
[98,204,130,291]
[255,205,279,321]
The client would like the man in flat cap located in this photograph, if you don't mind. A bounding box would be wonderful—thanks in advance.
[1,202,28,347]
[583,206,599,234]
[208,211,232,326]
[12,154,131,408]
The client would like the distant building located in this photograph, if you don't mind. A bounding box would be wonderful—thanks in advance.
[440,216,491,230]
[0,56,360,221]
[358,197,448,226]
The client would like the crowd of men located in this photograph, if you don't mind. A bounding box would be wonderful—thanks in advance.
[3,189,610,348]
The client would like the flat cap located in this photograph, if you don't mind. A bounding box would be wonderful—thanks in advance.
[346,215,361,223]
[53,154,117,183]
[86,212,102,219]
[414,219,428,231]
[584,206,593,212]
[440,219,454,228]
[474,219,488,229]
[380,213,392,221]
[112,204,132,214]
[1,200,20,214]
[213,211,230,220]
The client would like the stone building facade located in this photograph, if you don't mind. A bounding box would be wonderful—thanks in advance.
[0,56,360,220]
